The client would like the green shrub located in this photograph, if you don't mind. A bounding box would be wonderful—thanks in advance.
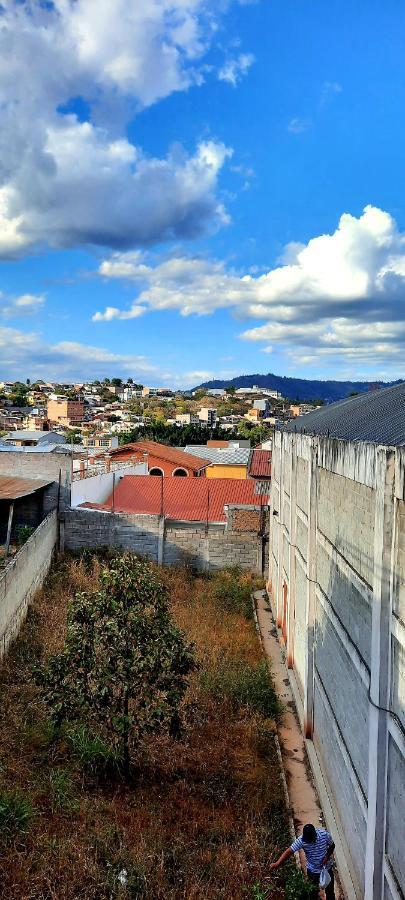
[66,724,122,777]
[248,883,271,899]
[201,659,281,720]
[40,554,195,778]
[0,789,34,841]
[285,866,317,899]
[16,525,35,546]
[210,566,263,619]
[48,769,78,813]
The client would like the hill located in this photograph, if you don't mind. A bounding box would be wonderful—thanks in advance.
[195,373,401,403]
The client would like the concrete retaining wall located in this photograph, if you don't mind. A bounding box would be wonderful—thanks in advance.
[269,432,405,900]
[0,511,58,658]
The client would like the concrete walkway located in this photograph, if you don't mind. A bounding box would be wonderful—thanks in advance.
[253,589,343,898]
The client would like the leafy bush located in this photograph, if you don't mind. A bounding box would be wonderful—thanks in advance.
[66,724,121,777]
[0,789,34,841]
[16,525,35,546]
[211,567,262,619]
[285,867,317,899]
[39,554,195,776]
[201,658,281,720]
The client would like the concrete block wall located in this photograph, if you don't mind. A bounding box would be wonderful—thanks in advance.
[62,509,160,559]
[269,431,405,900]
[0,510,58,658]
[62,505,267,574]
[0,450,72,510]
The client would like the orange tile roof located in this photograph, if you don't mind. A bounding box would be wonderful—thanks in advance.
[249,449,272,478]
[109,441,210,471]
[82,476,268,522]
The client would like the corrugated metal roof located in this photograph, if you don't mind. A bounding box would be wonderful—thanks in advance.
[110,441,210,471]
[81,476,268,522]
[0,476,53,500]
[284,382,405,445]
[5,431,64,442]
[249,449,272,478]
[184,445,251,465]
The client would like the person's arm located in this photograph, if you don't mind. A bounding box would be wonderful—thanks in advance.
[322,840,335,867]
[269,847,294,871]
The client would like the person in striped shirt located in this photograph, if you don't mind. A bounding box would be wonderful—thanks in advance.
[268,823,336,898]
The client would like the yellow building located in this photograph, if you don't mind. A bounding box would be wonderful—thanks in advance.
[184,445,251,479]
[206,463,247,479]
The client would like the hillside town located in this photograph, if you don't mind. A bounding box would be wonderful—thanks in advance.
[0,377,319,454]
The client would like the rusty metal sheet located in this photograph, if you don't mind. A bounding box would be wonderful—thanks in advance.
[0,476,53,501]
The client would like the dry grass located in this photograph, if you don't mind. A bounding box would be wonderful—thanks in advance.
[0,555,290,899]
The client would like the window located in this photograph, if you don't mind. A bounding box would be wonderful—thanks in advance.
[149,467,164,476]
[172,468,188,477]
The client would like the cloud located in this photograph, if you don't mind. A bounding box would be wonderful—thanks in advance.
[0,292,45,319]
[320,80,343,106]
[97,206,405,373]
[218,53,255,86]
[287,117,311,134]
[0,326,158,382]
[0,1,247,257]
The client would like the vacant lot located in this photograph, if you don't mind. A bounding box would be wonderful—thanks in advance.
[0,555,293,899]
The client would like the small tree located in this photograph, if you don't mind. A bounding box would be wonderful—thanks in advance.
[40,555,195,777]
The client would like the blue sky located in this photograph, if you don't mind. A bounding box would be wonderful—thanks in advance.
[1,0,405,385]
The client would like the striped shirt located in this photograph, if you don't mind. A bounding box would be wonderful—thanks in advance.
[290,829,333,874]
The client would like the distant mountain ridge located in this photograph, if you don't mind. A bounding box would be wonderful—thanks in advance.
[196,373,402,403]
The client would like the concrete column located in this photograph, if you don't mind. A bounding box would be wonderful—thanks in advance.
[157,516,165,565]
[276,434,285,627]
[287,440,297,668]
[365,448,395,900]
[304,438,318,739]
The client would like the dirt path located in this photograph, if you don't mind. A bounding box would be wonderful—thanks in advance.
[254,589,343,898]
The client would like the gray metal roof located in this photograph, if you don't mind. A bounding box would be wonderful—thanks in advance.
[285,382,405,446]
[183,445,251,465]
[4,430,65,443]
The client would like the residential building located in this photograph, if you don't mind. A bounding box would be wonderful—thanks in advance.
[22,409,49,431]
[82,434,119,450]
[198,407,217,427]
[109,440,210,477]
[176,413,199,426]
[47,395,84,427]
[3,430,66,448]
[248,449,272,494]
[184,445,251,479]
[207,389,226,397]
[270,384,405,900]
[290,403,317,417]
[81,474,268,523]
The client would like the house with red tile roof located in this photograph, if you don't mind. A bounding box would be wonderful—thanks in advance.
[109,440,210,477]
[248,449,272,493]
[81,475,268,523]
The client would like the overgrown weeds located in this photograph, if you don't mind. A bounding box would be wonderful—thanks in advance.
[0,789,34,842]
[0,554,290,899]
[201,658,281,720]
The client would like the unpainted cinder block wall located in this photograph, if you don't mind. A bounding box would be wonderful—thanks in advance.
[0,511,58,658]
[61,505,268,573]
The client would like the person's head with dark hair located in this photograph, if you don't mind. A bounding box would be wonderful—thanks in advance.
[303,824,317,843]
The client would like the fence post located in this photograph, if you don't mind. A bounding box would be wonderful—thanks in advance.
[158,515,165,565]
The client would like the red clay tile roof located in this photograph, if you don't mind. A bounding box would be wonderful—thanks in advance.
[82,476,268,522]
[109,441,210,471]
[249,449,272,479]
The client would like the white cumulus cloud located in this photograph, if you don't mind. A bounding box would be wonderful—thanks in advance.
[0,292,45,319]
[96,205,405,373]
[0,1,249,257]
